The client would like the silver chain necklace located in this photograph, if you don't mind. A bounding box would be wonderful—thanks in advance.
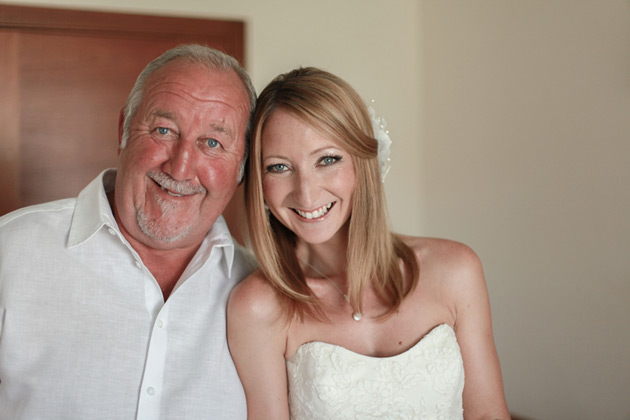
[302,260,363,321]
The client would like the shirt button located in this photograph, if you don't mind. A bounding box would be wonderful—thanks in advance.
[107,228,116,236]
[135,260,142,269]
[157,320,164,328]
[146,387,155,396]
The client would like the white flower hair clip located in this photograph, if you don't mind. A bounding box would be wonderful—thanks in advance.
[368,101,392,182]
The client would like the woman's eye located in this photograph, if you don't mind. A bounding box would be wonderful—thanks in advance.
[320,155,341,166]
[266,163,288,173]
[206,139,220,148]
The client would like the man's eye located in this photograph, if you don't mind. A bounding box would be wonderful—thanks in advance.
[206,139,220,148]
[157,127,171,135]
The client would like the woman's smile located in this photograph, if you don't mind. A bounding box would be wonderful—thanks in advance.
[292,202,335,220]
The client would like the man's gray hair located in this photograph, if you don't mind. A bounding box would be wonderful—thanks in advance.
[120,44,256,182]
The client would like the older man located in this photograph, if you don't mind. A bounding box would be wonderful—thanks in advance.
[0,45,256,419]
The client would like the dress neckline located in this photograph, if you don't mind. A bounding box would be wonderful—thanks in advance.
[287,323,454,362]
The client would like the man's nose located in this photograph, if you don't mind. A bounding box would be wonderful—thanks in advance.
[164,140,197,181]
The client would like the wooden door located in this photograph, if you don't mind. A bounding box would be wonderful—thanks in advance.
[0,4,246,240]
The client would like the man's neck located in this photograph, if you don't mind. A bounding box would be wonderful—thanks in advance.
[134,245,196,300]
[107,190,200,300]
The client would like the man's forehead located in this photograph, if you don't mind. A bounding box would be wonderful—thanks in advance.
[149,61,243,93]
[141,61,249,137]
[147,64,247,109]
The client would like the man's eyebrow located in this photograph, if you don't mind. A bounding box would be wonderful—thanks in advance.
[208,123,234,139]
[149,110,235,139]
[150,109,177,121]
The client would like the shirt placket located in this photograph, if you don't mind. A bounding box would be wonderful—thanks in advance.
[135,256,170,420]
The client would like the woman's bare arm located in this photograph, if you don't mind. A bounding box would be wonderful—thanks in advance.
[227,273,292,420]
[441,241,511,420]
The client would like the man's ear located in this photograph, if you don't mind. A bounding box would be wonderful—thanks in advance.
[117,108,125,155]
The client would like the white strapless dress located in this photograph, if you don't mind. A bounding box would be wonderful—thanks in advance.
[286,324,464,420]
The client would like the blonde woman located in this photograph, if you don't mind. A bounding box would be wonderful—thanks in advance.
[227,67,511,420]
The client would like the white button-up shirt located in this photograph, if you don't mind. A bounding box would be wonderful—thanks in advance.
[0,170,255,420]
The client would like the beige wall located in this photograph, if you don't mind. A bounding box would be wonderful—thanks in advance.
[419,2,630,419]
[5,0,629,419]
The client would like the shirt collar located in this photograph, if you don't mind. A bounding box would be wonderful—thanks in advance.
[187,215,236,278]
[67,169,118,248]
[67,169,237,276]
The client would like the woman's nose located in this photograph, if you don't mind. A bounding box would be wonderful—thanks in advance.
[293,170,319,208]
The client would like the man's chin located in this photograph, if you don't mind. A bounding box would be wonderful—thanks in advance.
[136,215,194,245]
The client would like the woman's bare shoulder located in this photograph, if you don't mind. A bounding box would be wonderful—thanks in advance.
[398,236,490,331]
[399,235,481,268]
[398,235,485,298]
[228,270,286,326]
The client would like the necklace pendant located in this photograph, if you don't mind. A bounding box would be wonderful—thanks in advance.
[352,311,362,321]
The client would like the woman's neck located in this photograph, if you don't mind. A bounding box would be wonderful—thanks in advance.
[296,234,349,277]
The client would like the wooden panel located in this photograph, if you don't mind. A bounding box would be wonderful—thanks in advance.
[0,32,20,214]
[0,5,244,58]
[0,4,246,231]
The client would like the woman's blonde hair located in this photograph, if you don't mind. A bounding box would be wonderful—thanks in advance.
[246,67,418,320]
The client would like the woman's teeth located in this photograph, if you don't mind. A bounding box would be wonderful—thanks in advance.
[295,203,333,219]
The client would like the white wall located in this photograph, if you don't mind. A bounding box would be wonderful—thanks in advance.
[4,0,629,419]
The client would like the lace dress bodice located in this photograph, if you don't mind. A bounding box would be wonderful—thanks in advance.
[286,324,464,420]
